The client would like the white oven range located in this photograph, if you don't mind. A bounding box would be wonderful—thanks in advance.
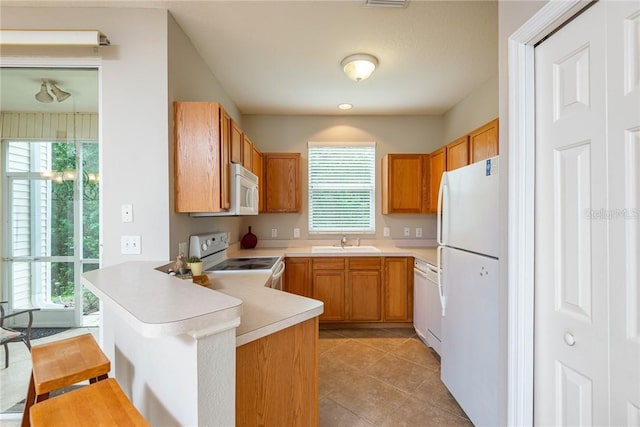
[189,232,284,289]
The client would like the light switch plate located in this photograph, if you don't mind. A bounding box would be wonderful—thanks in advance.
[403,227,410,237]
[416,227,423,237]
[293,228,300,238]
[271,228,278,238]
[121,204,133,222]
[121,235,141,254]
[383,227,390,237]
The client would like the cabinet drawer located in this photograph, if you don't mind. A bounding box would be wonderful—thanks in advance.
[348,257,382,270]
[313,258,346,270]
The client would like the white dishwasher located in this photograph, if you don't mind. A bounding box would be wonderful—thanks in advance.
[413,258,442,356]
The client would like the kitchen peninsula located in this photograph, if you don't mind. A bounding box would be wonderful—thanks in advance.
[82,261,323,426]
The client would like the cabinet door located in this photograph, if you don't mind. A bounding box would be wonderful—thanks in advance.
[384,257,413,322]
[283,257,311,297]
[264,153,301,213]
[446,136,470,171]
[428,147,447,213]
[174,101,225,213]
[230,120,243,164]
[242,135,253,170]
[382,154,423,214]
[313,270,346,321]
[220,108,231,210]
[251,146,264,212]
[469,118,499,163]
[349,270,382,321]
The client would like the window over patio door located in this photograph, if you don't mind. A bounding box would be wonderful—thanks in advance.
[2,115,100,327]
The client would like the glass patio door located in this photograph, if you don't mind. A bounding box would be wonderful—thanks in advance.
[3,139,99,327]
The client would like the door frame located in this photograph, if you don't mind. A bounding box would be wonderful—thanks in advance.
[0,56,102,327]
[506,0,593,425]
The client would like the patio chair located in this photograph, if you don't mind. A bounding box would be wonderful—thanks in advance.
[0,301,40,368]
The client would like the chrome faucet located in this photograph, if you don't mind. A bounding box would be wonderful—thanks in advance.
[340,235,347,248]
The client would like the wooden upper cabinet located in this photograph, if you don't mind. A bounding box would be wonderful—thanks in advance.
[428,146,447,213]
[242,135,253,170]
[251,146,264,212]
[382,154,426,214]
[469,118,499,163]
[174,102,230,213]
[264,153,301,213]
[230,120,243,164]
[446,135,470,171]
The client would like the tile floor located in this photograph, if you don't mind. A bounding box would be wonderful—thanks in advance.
[319,328,471,427]
[1,326,471,426]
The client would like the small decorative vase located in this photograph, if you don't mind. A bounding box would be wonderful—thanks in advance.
[190,262,204,276]
[241,226,258,249]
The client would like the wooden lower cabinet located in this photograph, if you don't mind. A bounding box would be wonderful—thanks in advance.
[349,270,382,321]
[283,257,311,297]
[236,317,319,426]
[313,270,346,321]
[384,257,413,322]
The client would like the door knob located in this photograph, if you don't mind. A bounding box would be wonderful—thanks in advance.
[563,332,576,346]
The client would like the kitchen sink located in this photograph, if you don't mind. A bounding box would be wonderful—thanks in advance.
[311,245,381,254]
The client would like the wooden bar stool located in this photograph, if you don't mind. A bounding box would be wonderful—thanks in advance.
[30,377,150,426]
[21,333,111,427]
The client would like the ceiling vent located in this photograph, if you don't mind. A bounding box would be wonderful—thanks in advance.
[364,0,408,8]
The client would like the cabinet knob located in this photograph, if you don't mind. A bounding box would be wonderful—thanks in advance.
[563,332,576,346]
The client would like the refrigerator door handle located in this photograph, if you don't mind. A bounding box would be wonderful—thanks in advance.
[437,173,448,246]
[437,245,446,317]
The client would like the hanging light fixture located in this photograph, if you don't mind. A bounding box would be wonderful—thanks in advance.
[35,81,53,103]
[49,82,71,102]
[341,53,378,82]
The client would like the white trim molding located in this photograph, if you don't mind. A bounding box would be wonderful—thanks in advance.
[506,1,591,425]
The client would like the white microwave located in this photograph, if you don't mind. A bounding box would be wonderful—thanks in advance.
[191,164,258,216]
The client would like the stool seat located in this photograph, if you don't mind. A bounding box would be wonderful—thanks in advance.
[22,333,111,427]
[31,333,110,395]
[30,378,150,426]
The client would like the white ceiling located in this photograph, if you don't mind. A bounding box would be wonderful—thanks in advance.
[0,0,498,116]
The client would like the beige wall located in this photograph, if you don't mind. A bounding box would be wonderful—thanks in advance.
[442,75,499,143]
[240,115,442,243]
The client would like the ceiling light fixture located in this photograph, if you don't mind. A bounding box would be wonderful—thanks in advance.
[338,103,353,110]
[35,82,53,103]
[341,53,378,82]
[35,81,71,103]
[49,82,71,102]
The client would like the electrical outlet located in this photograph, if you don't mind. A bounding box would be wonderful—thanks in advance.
[293,228,300,238]
[178,242,187,256]
[121,235,141,254]
[121,204,133,222]
[271,228,278,238]
[383,227,390,237]
[416,227,423,238]
[403,227,410,237]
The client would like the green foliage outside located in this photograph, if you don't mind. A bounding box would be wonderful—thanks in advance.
[50,141,100,313]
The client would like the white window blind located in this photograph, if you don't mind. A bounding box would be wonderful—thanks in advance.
[308,142,375,233]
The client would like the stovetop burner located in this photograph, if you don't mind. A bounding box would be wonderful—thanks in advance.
[207,257,280,272]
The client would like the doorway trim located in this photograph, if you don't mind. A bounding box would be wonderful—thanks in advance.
[506,0,592,425]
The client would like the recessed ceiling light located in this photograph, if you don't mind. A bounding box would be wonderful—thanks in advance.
[338,103,353,110]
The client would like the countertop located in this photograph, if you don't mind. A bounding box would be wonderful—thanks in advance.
[228,245,439,266]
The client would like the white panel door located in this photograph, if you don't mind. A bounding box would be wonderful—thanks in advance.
[607,2,640,425]
[535,1,640,425]
[535,2,608,426]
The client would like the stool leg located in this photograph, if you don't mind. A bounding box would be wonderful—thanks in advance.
[21,372,35,427]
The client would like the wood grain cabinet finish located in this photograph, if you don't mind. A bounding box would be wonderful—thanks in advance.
[283,257,311,297]
[428,146,447,214]
[230,119,243,164]
[174,101,231,213]
[242,134,253,170]
[251,146,264,212]
[384,257,413,322]
[236,317,319,426]
[446,135,470,171]
[469,118,499,163]
[264,153,301,213]
[382,154,427,214]
[347,257,383,321]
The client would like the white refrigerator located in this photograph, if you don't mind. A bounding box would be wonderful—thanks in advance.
[437,157,500,427]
